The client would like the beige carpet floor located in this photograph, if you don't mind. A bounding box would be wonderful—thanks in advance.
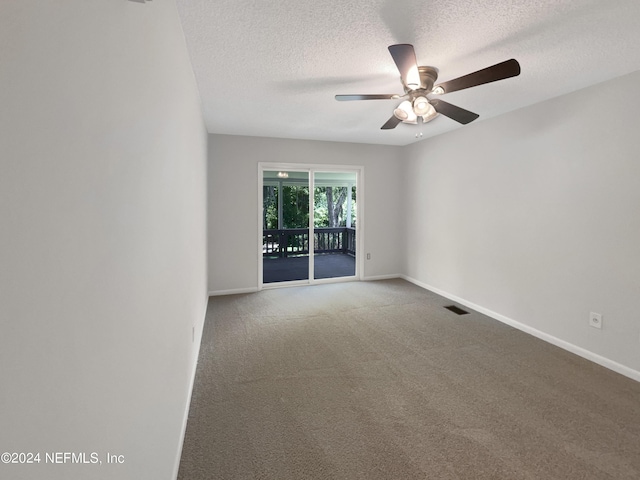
[178,279,640,479]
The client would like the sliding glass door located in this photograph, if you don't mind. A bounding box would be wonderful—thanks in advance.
[262,170,310,284]
[312,171,357,280]
[260,166,359,287]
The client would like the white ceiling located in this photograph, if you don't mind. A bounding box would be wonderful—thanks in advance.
[175,0,640,146]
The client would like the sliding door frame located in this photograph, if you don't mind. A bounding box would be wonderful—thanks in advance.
[258,162,364,290]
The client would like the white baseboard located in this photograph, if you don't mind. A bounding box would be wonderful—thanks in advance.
[172,296,208,480]
[210,276,404,294]
[401,275,640,383]
[208,287,259,296]
[363,274,402,281]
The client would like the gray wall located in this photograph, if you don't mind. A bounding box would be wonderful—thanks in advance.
[208,134,404,294]
[0,2,208,479]
[403,71,640,378]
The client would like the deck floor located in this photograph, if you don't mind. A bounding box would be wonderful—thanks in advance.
[263,253,355,283]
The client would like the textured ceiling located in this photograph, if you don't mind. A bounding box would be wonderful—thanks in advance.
[175,0,640,146]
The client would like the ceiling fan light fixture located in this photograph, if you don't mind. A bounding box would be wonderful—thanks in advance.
[393,100,413,121]
[413,96,430,116]
[393,108,408,121]
[432,86,445,95]
[421,108,438,123]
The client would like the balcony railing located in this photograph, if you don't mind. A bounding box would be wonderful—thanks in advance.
[263,227,356,258]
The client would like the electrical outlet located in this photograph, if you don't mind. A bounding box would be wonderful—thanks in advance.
[366,253,371,260]
[589,312,602,329]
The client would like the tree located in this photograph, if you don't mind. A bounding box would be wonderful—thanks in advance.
[282,185,309,228]
[325,187,347,227]
[265,184,356,229]
[263,186,278,229]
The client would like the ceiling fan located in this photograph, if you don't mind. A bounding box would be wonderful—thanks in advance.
[335,44,521,130]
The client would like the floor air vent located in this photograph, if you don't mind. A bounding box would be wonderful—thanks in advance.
[444,305,469,315]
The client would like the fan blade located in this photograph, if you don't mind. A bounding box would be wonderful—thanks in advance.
[381,116,402,130]
[430,99,479,125]
[335,94,398,101]
[433,59,520,95]
[388,44,420,89]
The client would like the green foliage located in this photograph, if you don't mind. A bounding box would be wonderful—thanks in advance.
[264,184,356,230]
[282,186,309,228]
[263,185,309,229]
[314,186,356,227]
[263,186,278,229]
[314,187,329,227]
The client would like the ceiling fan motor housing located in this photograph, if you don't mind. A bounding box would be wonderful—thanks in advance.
[417,66,438,92]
